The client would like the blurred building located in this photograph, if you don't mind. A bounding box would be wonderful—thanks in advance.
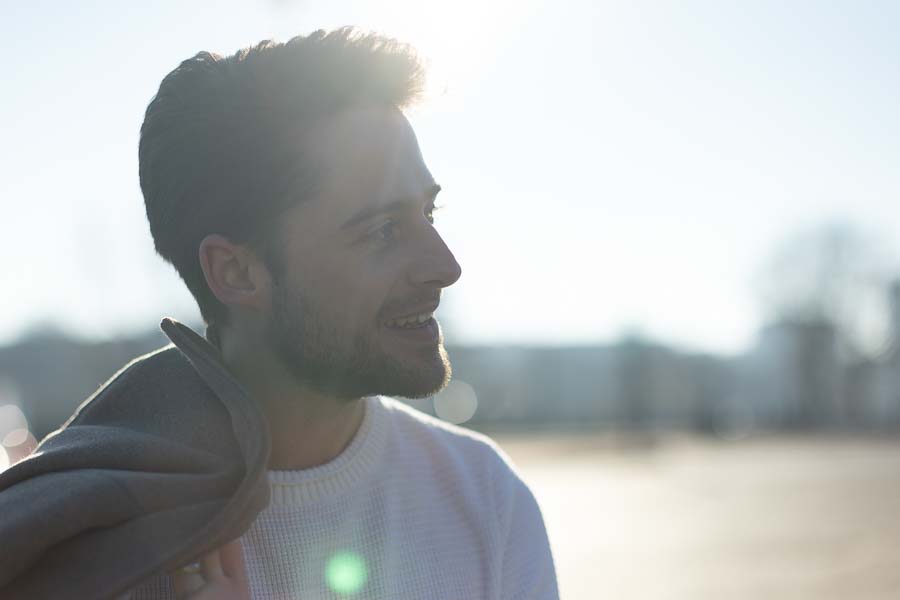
[2,289,900,442]
[738,320,842,429]
[866,281,900,429]
[401,340,736,432]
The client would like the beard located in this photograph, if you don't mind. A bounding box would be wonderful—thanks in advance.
[263,276,452,402]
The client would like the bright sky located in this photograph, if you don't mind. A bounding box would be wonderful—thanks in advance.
[2,0,898,355]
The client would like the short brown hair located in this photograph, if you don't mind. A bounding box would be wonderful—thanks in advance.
[139,27,425,330]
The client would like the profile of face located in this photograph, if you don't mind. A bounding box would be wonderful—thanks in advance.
[262,107,462,401]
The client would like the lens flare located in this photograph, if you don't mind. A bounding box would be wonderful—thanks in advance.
[434,379,478,424]
[325,551,368,595]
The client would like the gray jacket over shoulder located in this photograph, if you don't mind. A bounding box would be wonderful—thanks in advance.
[0,318,272,600]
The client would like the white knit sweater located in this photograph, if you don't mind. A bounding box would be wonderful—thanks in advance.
[131,395,559,599]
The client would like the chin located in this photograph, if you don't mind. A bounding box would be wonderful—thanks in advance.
[377,346,453,400]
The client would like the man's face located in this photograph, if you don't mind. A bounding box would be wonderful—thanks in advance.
[261,106,462,401]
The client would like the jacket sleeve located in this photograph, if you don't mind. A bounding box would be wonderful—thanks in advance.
[495,460,560,600]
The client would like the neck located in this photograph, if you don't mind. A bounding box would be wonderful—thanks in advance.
[216,325,366,471]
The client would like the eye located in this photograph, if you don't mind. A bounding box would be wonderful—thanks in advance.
[369,219,398,244]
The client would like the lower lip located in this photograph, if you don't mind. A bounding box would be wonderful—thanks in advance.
[383,318,439,344]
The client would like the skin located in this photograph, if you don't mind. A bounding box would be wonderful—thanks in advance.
[170,540,249,600]
[166,105,462,597]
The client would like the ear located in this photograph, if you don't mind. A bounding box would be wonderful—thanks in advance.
[198,234,272,314]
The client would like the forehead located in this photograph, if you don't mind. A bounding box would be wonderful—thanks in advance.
[298,106,435,228]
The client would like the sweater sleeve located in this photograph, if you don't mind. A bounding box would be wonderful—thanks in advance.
[128,573,176,599]
[496,460,560,600]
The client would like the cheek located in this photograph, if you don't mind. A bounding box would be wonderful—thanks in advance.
[309,262,393,328]
[287,238,402,326]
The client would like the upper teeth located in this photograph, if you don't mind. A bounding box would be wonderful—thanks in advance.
[387,312,433,327]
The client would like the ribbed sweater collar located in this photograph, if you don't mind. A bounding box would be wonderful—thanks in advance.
[266,395,388,505]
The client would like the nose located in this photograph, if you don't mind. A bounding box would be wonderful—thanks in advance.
[408,227,462,289]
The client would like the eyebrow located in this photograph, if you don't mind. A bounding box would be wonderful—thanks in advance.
[339,184,442,231]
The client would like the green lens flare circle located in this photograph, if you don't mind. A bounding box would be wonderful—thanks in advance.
[325,551,368,595]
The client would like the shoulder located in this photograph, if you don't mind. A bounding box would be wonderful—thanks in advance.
[375,396,526,495]
[50,343,239,455]
[376,397,554,571]
[378,396,513,463]
[66,344,202,425]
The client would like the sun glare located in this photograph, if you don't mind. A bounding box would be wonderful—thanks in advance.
[371,0,535,105]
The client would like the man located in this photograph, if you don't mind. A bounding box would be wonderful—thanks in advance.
[135,27,557,598]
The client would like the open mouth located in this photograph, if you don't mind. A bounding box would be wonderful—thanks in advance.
[384,311,434,329]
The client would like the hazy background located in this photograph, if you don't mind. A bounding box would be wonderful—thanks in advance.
[2,1,900,598]
[3,0,898,352]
